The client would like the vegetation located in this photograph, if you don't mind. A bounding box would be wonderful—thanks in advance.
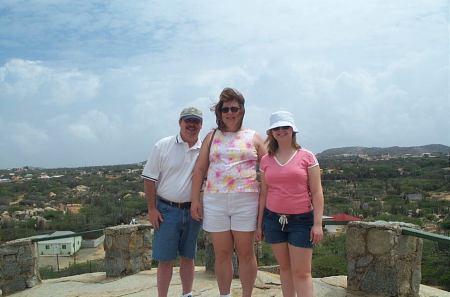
[1,154,449,289]
[0,164,146,242]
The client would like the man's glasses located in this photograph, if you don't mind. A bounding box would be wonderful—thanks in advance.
[183,118,202,124]
[221,107,240,113]
[272,126,290,131]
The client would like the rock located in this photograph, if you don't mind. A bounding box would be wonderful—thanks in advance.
[6,268,450,297]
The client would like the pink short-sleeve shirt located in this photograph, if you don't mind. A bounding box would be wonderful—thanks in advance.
[260,148,318,214]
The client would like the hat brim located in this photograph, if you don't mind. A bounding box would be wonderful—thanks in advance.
[181,115,203,121]
[266,121,299,134]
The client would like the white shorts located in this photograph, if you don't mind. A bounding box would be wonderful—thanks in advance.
[203,192,259,232]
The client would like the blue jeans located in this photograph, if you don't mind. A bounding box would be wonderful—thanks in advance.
[263,208,314,248]
[152,199,202,261]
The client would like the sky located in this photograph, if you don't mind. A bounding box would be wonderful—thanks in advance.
[0,0,449,169]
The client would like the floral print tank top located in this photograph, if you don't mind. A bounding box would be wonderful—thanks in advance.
[205,129,259,193]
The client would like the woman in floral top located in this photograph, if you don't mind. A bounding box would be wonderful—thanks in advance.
[191,88,266,297]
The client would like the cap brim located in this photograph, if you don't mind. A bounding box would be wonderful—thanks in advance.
[266,121,299,134]
[181,115,202,121]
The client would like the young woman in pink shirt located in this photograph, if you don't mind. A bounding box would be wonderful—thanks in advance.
[256,111,324,297]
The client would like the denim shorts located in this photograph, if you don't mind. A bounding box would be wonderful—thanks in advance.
[263,208,314,249]
[152,199,202,261]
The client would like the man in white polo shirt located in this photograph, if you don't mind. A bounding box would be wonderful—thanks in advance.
[142,107,203,297]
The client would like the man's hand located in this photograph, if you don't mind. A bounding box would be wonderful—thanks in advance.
[148,208,163,230]
[190,200,203,221]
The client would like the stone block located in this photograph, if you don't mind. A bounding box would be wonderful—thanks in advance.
[129,232,143,250]
[1,261,20,278]
[25,276,39,288]
[142,254,152,270]
[143,230,152,248]
[105,257,126,277]
[1,278,26,295]
[0,246,17,256]
[346,227,366,257]
[356,255,373,267]
[104,235,113,249]
[360,262,397,295]
[0,239,40,295]
[367,229,395,255]
[398,235,417,256]
[346,221,422,297]
[126,257,142,273]
[115,234,131,250]
[412,268,421,294]
[104,224,153,277]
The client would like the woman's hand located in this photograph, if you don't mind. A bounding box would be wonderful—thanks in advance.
[310,224,323,245]
[190,200,203,221]
[255,226,263,242]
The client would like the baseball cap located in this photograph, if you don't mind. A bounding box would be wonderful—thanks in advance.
[180,107,203,121]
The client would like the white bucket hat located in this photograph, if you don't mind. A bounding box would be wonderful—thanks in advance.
[267,111,299,134]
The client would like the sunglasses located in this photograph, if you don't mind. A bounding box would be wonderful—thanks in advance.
[221,106,240,113]
[183,118,202,124]
[272,126,290,131]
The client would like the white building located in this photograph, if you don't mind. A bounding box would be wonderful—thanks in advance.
[33,231,82,256]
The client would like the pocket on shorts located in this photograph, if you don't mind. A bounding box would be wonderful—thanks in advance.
[157,201,171,216]
[263,209,280,231]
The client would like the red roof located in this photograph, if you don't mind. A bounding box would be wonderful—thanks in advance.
[331,213,362,221]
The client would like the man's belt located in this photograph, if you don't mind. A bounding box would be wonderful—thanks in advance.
[158,197,191,209]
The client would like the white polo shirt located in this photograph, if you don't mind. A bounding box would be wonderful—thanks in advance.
[141,134,201,203]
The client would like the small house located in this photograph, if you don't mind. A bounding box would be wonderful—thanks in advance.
[404,193,423,202]
[34,231,82,256]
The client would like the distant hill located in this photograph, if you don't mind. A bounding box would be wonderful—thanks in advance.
[318,144,450,157]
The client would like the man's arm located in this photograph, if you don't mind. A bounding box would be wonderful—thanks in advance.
[144,179,163,230]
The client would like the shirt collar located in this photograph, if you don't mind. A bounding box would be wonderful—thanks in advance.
[176,133,202,150]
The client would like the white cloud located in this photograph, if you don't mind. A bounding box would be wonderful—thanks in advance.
[68,124,97,141]
[0,0,448,168]
[0,59,100,105]
[8,122,48,153]
[67,110,121,142]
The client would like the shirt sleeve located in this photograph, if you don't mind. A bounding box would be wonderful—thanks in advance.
[141,142,161,182]
[305,150,319,168]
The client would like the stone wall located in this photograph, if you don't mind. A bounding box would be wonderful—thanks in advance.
[347,221,423,297]
[104,224,152,277]
[0,238,40,295]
